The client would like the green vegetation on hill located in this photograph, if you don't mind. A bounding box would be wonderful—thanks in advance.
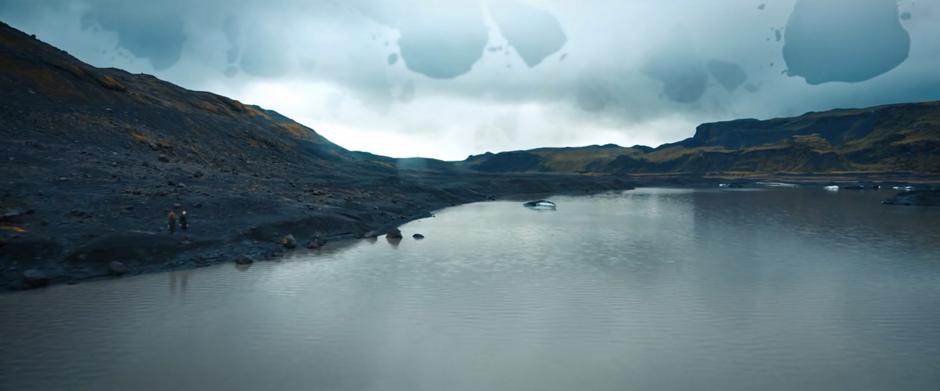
[463,102,940,175]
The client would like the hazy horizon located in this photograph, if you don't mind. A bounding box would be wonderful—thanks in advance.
[2,0,938,160]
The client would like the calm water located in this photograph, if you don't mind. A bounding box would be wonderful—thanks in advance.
[1,188,939,390]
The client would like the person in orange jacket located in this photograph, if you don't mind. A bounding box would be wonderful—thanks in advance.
[167,210,178,235]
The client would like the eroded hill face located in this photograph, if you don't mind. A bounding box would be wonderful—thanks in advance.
[0,21,637,290]
[0,21,394,177]
[463,102,940,175]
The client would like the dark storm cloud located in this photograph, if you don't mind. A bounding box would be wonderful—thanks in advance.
[783,0,910,84]
[642,34,708,104]
[223,16,240,64]
[489,0,567,67]
[576,77,611,112]
[707,60,747,92]
[80,1,186,71]
[1,0,938,159]
[358,0,489,79]
[238,23,291,78]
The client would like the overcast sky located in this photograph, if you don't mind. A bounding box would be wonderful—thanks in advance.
[2,0,938,160]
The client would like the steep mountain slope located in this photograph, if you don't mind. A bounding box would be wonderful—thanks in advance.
[465,102,940,176]
[0,22,632,289]
[0,21,378,172]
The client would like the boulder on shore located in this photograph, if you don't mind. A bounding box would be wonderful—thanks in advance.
[108,261,128,275]
[280,234,297,249]
[22,269,51,287]
[234,255,254,265]
[306,237,326,249]
[386,228,403,239]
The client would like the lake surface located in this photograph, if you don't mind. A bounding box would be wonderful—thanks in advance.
[2,188,939,390]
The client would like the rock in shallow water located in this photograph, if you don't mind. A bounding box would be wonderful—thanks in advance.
[412,233,425,239]
[386,228,403,239]
[234,255,254,265]
[108,261,128,275]
[22,269,51,287]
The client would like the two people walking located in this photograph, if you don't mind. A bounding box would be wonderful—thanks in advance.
[167,209,188,235]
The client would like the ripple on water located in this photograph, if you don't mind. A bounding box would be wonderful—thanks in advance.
[1,188,940,390]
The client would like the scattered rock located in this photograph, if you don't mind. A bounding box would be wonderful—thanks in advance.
[883,190,940,206]
[306,237,326,249]
[412,233,425,239]
[280,234,297,249]
[192,170,205,178]
[108,261,128,275]
[22,269,51,287]
[1,207,33,221]
[234,255,254,265]
[386,228,403,239]
[157,154,170,163]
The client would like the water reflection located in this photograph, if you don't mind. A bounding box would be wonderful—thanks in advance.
[168,270,190,295]
[1,189,939,390]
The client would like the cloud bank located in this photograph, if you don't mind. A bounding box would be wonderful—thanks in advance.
[1,0,938,159]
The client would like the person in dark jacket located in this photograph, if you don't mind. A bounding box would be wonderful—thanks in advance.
[180,210,188,231]
[167,210,178,235]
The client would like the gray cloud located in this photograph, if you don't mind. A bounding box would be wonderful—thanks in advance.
[0,0,938,159]
[489,0,566,67]
[236,17,292,78]
[576,76,611,112]
[642,33,708,104]
[80,1,186,70]
[783,0,910,84]
[707,60,747,92]
[360,0,489,79]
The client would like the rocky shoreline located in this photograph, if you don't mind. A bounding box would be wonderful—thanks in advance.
[0,162,635,291]
[5,166,939,291]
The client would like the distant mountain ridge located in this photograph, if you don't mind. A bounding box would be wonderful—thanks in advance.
[462,101,940,175]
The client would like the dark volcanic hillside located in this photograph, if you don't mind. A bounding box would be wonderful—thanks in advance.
[0,22,632,289]
[464,102,940,176]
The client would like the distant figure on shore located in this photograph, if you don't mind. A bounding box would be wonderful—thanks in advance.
[167,210,178,235]
[180,210,188,231]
